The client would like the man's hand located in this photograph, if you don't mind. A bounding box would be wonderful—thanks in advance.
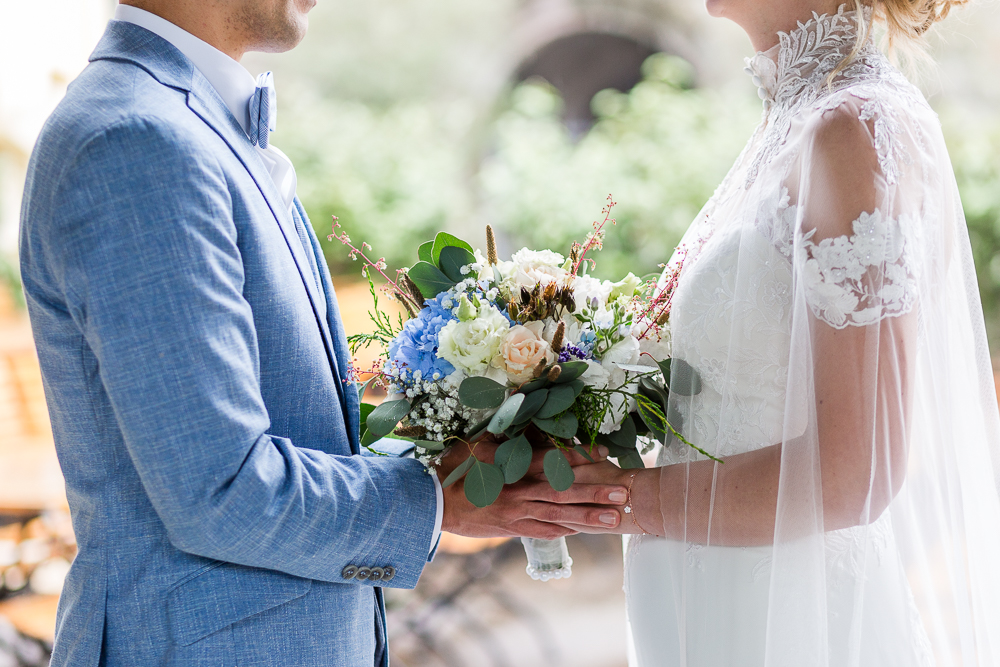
[438,438,629,540]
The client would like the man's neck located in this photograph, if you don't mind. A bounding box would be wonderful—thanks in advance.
[119,1,247,61]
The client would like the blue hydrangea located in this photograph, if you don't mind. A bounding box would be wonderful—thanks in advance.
[388,293,457,385]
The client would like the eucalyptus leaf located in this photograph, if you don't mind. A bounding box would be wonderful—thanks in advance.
[656,358,671,382]
[535,384,577,419]
[357,376,379,404]
[670,358,703,396]
[442,455,475,488]
[464,461,505,507]
[551,361,589,384]
[361,429,381,448]
[494,435,532,484]
[605,413,638,450]
[414,439,446,452]
[543,449,575,492]
[417,240,434,264]
[519,377,549,393]
[637,396,667,442]
[407,261,456,299]
[616,450,646,470]
[465,414,493,439]
[567,379,585,398]
[431,232,475,266]
[459,377,507,409]
[573,444,595,463]
[533,412,579,439]
[439,246,477,283]
[513,388,548,424]
[366,399,411,437]
[489,393,525,434]
[359,402,376,430]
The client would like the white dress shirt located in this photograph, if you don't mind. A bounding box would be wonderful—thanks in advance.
[113,4,444,553]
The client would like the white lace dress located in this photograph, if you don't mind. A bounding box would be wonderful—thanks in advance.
[624,7,1000,667]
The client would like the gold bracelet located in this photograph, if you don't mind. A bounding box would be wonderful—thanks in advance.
[624,471,651,535]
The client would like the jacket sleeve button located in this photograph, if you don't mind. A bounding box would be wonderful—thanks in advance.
[381,566,396,582]
[369,567,384,581]
[356,567,372,581]
[341,565,358,580]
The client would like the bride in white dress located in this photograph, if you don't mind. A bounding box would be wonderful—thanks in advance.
[568,0,1000,664]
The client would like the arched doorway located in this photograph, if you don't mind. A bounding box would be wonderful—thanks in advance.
[516,32,657,136]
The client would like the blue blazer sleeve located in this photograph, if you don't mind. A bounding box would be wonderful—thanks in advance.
[39,117,436,588]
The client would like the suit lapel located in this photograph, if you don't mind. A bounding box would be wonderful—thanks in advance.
[185,80,352,430]
[295,199,361,452]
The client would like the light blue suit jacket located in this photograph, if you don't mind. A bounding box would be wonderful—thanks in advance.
[19,20,436,667]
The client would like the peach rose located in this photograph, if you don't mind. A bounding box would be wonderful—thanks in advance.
[493,321,554,384]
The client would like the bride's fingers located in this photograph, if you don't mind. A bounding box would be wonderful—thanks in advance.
[523,501,622,529]
[512,480,628,506]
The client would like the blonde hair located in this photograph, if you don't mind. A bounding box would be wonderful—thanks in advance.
[830,0,967,81]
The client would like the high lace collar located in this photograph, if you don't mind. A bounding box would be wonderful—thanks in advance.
[744,5,873,110]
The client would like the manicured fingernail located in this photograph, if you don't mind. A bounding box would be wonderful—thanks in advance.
[598,446,609,457]
[609,490,627,503]
[600,512,617,525]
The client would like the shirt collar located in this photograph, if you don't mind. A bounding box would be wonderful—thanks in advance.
[114,4,256,136]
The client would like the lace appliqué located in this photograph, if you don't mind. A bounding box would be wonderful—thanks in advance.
[741,6,921,190]
[800,209,918,329]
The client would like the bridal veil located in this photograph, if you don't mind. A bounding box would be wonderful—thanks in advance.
[625,8,1000,666]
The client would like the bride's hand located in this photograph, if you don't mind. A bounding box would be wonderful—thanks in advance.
[439,440,631,539]
[555,462,664,536]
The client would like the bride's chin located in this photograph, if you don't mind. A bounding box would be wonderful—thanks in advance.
[705,0,727,19]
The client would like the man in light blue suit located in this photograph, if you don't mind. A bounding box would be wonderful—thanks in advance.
[19,1,626,665]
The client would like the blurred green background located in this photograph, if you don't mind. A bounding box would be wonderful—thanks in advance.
[237,0,1000,345]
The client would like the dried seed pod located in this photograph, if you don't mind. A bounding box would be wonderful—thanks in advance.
[550,321,566,354]
[656,308,671,326]
[400,272,426,310]
[547,364,562,382]
[520,286,532,305]
[394,425,427,439]
[508,302,521,321]
[486,225,498,266]
[533,358,548,379]
[542,282,557,302]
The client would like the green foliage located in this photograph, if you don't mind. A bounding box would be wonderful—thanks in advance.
[542,449,575,491]
[494,434,532,484]
[458,376,507,409]
[0,255,24,310]
[478,55,761,279]
[366,399,411,437]
[941,107,1000,343]
[464,460,505,507]
[488,393,524,434]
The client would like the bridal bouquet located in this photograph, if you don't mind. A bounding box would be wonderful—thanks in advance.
[333,197,706,579]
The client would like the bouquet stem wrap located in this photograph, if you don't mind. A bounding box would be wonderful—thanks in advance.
[521,536,572,581]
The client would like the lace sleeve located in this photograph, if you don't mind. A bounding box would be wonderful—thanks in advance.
[795,94,921,330]
[799,209,919,329]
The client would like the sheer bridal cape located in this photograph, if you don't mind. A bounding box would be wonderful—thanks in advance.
[625,7,1000,666]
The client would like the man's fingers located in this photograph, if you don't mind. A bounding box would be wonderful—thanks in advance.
[506,519,579,540]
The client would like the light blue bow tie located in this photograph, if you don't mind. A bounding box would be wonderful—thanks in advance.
[249,72,277,149]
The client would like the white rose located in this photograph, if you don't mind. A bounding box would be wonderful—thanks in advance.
[493,321,555,384]
[511,248,565,267]
[509,248,569,288]
[437,306,510,375]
